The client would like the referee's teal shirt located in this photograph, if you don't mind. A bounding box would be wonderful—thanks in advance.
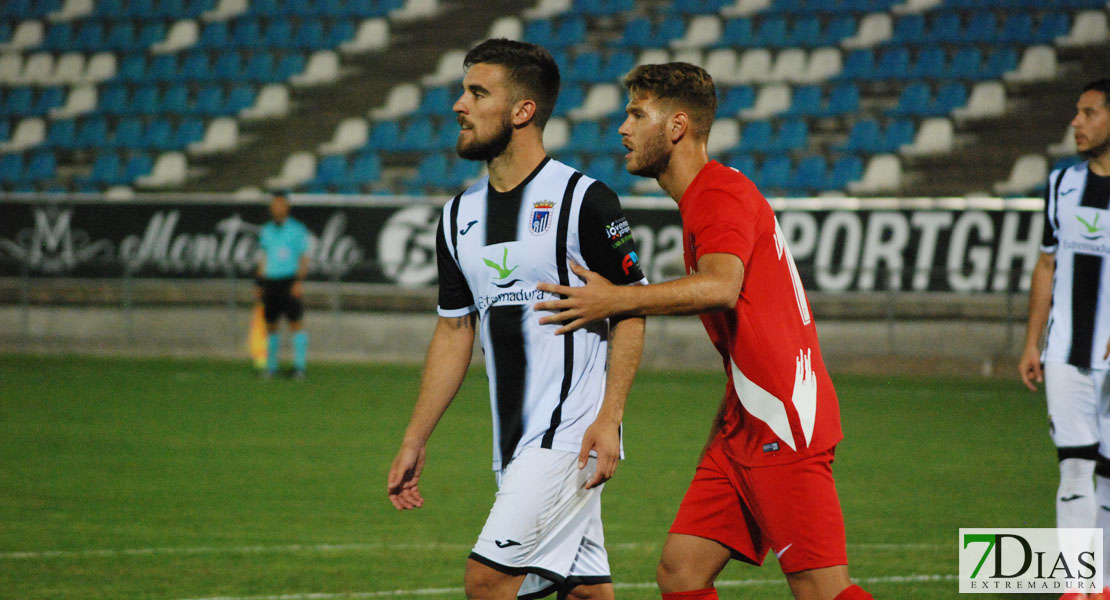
[259,217,309,279]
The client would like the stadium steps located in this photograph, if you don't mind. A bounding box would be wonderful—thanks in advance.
[901,42,1110,197]
[181,0,524,192]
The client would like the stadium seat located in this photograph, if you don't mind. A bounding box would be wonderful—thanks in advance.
[1046,125,1076,158]
[836,49,874,81]
[23,150,57,184]
[873,46,909,81]
[707,118,740,155]
[79,152,124,187]
[757,155,792,192]
[0,117,45,152]
[738,120,772,153]
[880,118,915,152]
[799,47,841,83]
[908,47,945,80]
[932,81,967,114]
[140,119,175,150]
[0,153,24,184]
[188,116,238,155]
[899,117,953,156]
[790,155,827,193]
[190,85,225,115]
[81,52,117,84]
[339,18,389,53]
[842,13,891,48]
[833,118,881,153]
[1033,12,1070,43]
[135,152,188,188]
[980,46,1018,79]
[826,154,863,190]
[342,151,382,186]
[993,153,1047,196]
[202,0,248,21]
[51,52,86,85]
[109,118,144,148]
[614,17,651,48]
[768,48,806,82]
[769,119,807,152]
[319,117,369,154]
[952,81,1003,120]
[567,84,621,121]
[43,118,76,148]
[181,51,212,80]
[0,20,44,52]
[821,82,859,117]
[783,85,822,117]
[889,14,924,44]
[244,51,276,81]
[734,48,772,83]
[961,11,997,44]
[844,154,900,194]
[946,47,982,79]
[717,17,753,47]
[716,85,755,116]
[151,19,199,53]
[740,84,790,119]
[173,117,206,148]
[672,15,722,49]
[1057,10,1107,46]
[786,15,821,48]
[74,116,108,148]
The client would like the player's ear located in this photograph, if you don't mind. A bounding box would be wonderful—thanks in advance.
[512,99,537,127]
[669,112,689,143]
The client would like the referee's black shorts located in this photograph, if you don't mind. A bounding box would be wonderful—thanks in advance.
[260,277,304,324]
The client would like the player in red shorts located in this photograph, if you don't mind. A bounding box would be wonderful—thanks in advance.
[535,62,872,600]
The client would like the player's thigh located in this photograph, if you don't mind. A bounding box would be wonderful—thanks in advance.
[1045,362,1100,448]
[286,295,304,324]
[564,582,614,600]
[784,565,852,600]
[745,451,847,575]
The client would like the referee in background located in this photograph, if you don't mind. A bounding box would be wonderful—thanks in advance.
[256,192,311,379]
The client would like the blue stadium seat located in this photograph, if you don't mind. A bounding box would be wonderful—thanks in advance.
[24,150,56,183]
[650,18,684,47]
[754,17,788,48]
[1,87,32,117]
[109,118,144,149]
[97,84,129,115]
[141,118,174,150]
[118,53,147,83]
[738,120,773,154]
[265,19,294,49]
[158,0,188,18]
[276,52,307,80]
[128,85,161,116]
[411,152,449,188]
[717,85,755,116]
[0,119,11,142]
[873,46,910,80]
[717,17,753,47]
[0,0,31,19]
[245,51,276,81]
[568,51,602,83]
[75,117,111,149]
[326,19,356,47]
[144,54,177,82]
[174,118,205,147]
[314,0,347,17]
[191,85,225,115]
[415,86,451,116]
[344,151,382,185]
[908,47,946,80]
[757,155,792,191]
[722,153,756,178]
[225,84,255,113]
[162,85,189,113]
[584,155,633,194]
[887,82,931,116]
[947,47,982,79]
[105,21,136,52]
[0,23,12,44]
[181,52,212,80]
[770,119,807,152]
[523,19,556,47]
[962,11,997,44]
[448,157,483,188]
[999,13,1034,43]
[186,0,217,15]
[368,120,402,152]
[932,82,967,114]
[34,87,64,115]
[826,154,863,190]
[982,46,1018,79]
[821,15,856,46]
[0,154,24,184]
[790,155,827,193]
[232,19,263,48]
[312,155,347,187]
[197,22,229,49]
[837,49,874,80]
[247,0,282,15]
[601,51,635,83]
[74,21,105,51]
[787,16,821,48]
[213,51,244,80]
[889,15,924,45]
[432,119,458,150]
[398,118,436,152]
[123,0,157,18]
[614,17,651,48]
[925,12,962,44]
[44,119,76,149]
[832,119,880,153]
[294,20,326,49]
[880,118,914,151]
[554,17,586,48]
[80,153,123,186]
[783,85,822,117]
[821,82,860,117]
[552,85,584,117]
[1032,12,1069,43]
[123,153,155,182]
[42,23,74,51]
[565,121,601,153]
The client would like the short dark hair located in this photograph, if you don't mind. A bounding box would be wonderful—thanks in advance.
[623,62,717,140]
[1083,79,1110,106]
[463,38,560,129]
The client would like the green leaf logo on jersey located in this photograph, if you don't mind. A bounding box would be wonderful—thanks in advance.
[1077,213,1104,240]
[483,247,518,280]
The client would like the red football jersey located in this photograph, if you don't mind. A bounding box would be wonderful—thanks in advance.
[679,161,842,466]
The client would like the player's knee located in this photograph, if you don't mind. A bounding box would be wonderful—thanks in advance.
[563,583,613,600]
[463,562,512,600]
[657,554,707,593]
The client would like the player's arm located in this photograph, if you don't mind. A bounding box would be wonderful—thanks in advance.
[388,312,476,510]
[537,253,744,335]
[579,315,644,489]
[1019,251,1054,391]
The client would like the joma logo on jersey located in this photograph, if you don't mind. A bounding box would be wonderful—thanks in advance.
[1077,213,1104,240]
[484,247,521,289]
[530,201,554,235]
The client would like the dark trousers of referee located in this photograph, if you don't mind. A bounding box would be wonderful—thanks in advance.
[259,277,308,375]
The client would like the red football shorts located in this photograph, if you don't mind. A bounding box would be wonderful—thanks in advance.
[668,442,847,574]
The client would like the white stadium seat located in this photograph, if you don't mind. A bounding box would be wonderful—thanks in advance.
[1057,10,1109,47]
[891,0,941,14]
[240,84,290,120]
[201,0,247,22]
[0,21,44,51]
[671,48,704,68]
[487,16,522,41]
[0,53,22,85]
[740,84,790,119]
[189,117,241,156]
[734,49,772,84]
[318,117,369,155]
[900,117,954,157]
[720,0,771,18]
[390,0,439,22]
[542,117,568,152]
[369,82,420,120]
[48,0,92,21]
[17,52,54,86]
[841,13,891,48]
[289,50,340,87]
[567,84,620,121]
[671,15,722,49]
[51,52,86,85]
[707,118,740,155]
[339,18,389,54]
[704,49,740,85]
[151,19,198,54]
[523,0,571,19]
[0,118,46,153]
[1047,125,1077,158]
[636,48,670,67]
[1004,45,1057,83]
[993,154,1047,196]
[953,82,1006,120]
[266,151,316,190]
[81,52,117,84]
[136,152,189,188]
[421,49,466,86]
[799,47,842,83]
[49,84,96,119]
[847,154,902,194]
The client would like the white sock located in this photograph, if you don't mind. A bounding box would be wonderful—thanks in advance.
[1057,458,1096,529]
[1097,474,1110,581]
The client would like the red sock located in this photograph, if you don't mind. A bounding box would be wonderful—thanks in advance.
[834,584,873,600]
[661,589,718,600]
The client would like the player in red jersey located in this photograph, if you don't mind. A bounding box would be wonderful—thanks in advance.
[535,63,871,600]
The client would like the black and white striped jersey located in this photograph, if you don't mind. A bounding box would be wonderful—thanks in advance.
[435,157,647,472]
[1042,161,1110,369]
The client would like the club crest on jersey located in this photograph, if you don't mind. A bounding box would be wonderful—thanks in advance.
[530,201,555,235]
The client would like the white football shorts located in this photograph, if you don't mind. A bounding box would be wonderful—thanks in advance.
[469,446,610,599]
[1045,361,1110,454]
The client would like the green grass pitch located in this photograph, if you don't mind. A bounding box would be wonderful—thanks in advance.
[0,354,1059,599]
